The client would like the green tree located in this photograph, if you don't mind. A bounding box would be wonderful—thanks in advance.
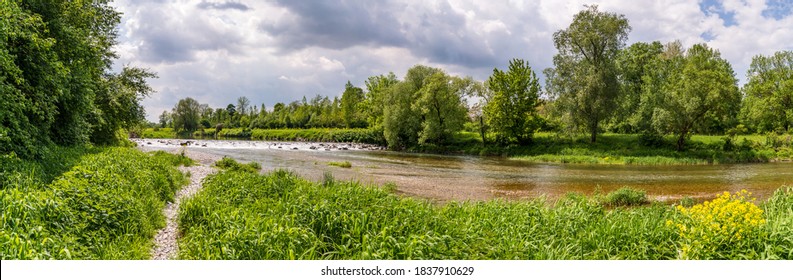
[547,5,631,143]
[236,96,250,116]
[653,43,740,151]
[416,72,469,145]
[740,51,793,133]
[383,65,442,149]
[91,66,158,144]
[611,41,664,133]
[158,111,171,128]
[362,73,399,127]
[340,81,366,128]
[484,59,542,144]
[172,98,202,133]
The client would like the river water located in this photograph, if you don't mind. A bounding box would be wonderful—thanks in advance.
[136,139,792,203]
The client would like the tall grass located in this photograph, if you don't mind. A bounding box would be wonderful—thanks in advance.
[1,148,188,259]
[177,160,792,259]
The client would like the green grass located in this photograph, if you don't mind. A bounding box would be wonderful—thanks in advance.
[504,133,793,165]
[327,161,352,168]
[177,162,793,259]
[1,147,189,259]
[215,156,262,173]
[142,127,177,138]
[600,187,648,207]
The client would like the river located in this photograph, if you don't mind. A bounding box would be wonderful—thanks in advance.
[135,139,792,203]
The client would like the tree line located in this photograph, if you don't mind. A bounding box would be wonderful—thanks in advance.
[1,0,155,158]
[166,6,790,151]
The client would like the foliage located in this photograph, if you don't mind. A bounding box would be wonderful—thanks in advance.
[669,190,766,259]
[172,97,202,133]
[0,0,154,157]
[652,43,741,151]
[610,41,665,133]
[1,147,187,259]
[340,81,367,128]
[484,59,543,144]
[416,73,470,145]
[546,5,631,143]
[383,65,441,149]
[740,51,793,133]
[602,187,648,207]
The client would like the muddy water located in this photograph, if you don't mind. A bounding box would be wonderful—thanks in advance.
[137,139,792,202]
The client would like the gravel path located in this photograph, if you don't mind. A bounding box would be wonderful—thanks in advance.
[150,150,220,260]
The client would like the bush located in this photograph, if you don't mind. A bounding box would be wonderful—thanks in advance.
[602,187,648,207]
[214,156,261,173]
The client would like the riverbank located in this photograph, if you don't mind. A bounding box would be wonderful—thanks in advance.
[138,128,793,165]
[177,160,793,259]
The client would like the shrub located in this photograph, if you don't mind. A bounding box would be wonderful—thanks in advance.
[602,187,648,207]
[669,190,766,259]
[214,156,261,173]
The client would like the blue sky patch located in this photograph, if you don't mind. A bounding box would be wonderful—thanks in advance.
[699,0,737,26]
[762,0,793,20]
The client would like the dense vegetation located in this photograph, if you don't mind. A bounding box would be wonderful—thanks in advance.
[154,6,791,158]
[1,0,156,158]
[1,147,188,259]
[178,162,792,260]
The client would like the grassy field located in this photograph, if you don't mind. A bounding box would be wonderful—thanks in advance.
[1,147,190,259]
[177,160,792,260]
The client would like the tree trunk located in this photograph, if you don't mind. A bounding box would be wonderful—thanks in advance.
[676,132,686,151]
[479,116,486,145]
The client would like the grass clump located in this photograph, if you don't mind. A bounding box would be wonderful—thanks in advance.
[214,156,261,173]
[327,161,352,168]
[601,187,648,207]
[150,149,194,166]
[1,147,187,259]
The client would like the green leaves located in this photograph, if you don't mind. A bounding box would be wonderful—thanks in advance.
[547,5,631,143]
[741,51,793,133]
[484,59,542,144]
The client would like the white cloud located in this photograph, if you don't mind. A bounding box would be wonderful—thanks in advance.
[111,0,793,121]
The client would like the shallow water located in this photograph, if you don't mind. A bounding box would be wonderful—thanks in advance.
[136,139,793,202]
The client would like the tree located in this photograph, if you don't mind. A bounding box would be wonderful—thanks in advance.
[547,5,631,143]
[383,65,441,149]
[484,59,542,144]
[172,98,202,133]
[653,43,740,151]
[741,51,793,133]
[91,66,158,144]
[610,41,664,133]
[340,81,366,128]
[236,96,250,116]
[158,111,171,128]
[2,0,154,156]
[416,72,469,145]
[362,73,399,127]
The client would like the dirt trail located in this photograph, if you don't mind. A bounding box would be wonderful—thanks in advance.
[150,150,219,260]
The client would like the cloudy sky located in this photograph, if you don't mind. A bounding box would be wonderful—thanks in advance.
[110,0,793,122]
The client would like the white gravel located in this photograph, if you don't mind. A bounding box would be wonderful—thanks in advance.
[150,150,220,260]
